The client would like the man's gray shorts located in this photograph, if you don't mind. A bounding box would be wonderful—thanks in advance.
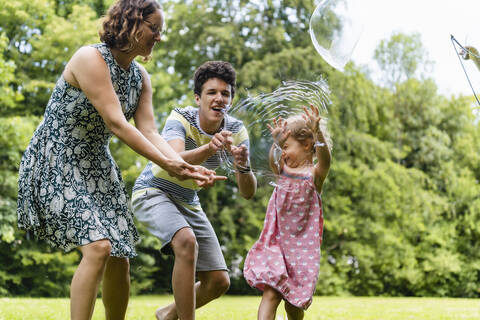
[132,188,227,272]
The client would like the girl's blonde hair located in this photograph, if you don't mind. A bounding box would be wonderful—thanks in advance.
[286,114,332,153]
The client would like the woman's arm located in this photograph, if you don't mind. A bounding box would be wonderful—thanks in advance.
[133,66,187,162]
[65,47,208,181]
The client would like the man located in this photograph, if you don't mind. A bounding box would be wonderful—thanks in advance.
[132,61,257,320]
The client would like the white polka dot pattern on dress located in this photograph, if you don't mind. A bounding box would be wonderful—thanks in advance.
[243,168,323,310]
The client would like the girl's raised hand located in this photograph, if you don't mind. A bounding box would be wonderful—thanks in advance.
[267,117,290,147]
[302,104,321,135]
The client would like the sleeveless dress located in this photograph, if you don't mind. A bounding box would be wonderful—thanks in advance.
[243,167,324,309]
[17,43,141,258]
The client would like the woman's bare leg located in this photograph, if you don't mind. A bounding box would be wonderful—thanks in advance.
[70,240,111,320]
[102,256,130,320]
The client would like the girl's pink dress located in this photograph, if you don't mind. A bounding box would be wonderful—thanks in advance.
[243,167,324,309]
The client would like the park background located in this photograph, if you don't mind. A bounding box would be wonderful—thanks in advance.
[1,0,480,308]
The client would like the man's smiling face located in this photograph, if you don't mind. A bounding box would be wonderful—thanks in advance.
[195,77,232,133]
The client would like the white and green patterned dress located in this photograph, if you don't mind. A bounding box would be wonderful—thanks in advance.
[17,43,141,257]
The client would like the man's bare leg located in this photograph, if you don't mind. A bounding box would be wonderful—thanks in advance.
[156,228,197,320]
[156,231,229,320]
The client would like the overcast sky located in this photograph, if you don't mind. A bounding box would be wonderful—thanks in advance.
[344,0,480,97]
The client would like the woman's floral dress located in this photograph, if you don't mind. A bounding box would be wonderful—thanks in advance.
[17,43,141,257]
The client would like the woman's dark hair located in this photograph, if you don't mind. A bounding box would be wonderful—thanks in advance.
[193,61,236,99]
[99,0,161,52]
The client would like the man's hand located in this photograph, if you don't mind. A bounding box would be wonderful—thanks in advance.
[208,131,233,154]
[231,144,249,169]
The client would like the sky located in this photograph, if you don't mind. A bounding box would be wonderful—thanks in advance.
[343,0,480,97]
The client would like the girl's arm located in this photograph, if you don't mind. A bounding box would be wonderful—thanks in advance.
[312,127,331,193]
[268,143,282,175]
[267,117,290,175]
[303,105,331,193]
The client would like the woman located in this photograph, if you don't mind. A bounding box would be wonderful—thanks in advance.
[16,1,220,319]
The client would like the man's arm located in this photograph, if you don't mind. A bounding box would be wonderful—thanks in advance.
[231,144,256,199]
[168,130,233,165]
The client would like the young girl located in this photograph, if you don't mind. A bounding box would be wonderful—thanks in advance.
[243,104,331,320]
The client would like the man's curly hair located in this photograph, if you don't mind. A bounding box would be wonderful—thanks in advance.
[99,0,161,52]
[193,61,236,99]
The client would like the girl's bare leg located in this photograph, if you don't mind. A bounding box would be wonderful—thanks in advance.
[284,301,304,320]
[258,285,282,320]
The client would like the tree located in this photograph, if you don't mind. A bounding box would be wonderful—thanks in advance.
[374,32,433,89]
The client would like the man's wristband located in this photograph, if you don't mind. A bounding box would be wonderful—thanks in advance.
[237,165,252,174]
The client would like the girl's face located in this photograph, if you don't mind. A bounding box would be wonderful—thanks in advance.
[138,9,164,56]
[282,136,311,168]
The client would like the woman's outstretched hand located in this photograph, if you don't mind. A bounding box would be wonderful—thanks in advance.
[164,159,226,186]
[194,165,227,188]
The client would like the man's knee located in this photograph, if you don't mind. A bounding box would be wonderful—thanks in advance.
[206,271,230,297]
[171,228,198,262]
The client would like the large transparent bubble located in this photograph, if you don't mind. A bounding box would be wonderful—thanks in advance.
[309,0,364,71]
[217,80,331,188]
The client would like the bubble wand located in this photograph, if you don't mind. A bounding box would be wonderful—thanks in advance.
[450,34,480,107]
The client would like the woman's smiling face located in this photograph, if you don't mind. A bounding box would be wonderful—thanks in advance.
[138,9,164,56]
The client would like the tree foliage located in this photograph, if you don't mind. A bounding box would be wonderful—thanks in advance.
[1,0,480,298]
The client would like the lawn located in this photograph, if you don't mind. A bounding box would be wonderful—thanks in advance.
[0,295,479,319]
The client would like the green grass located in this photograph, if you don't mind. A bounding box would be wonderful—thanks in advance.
[0,295,479,319]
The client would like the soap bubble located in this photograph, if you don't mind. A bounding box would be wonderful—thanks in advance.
[219,80,331,188]
[309,0,364,71]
